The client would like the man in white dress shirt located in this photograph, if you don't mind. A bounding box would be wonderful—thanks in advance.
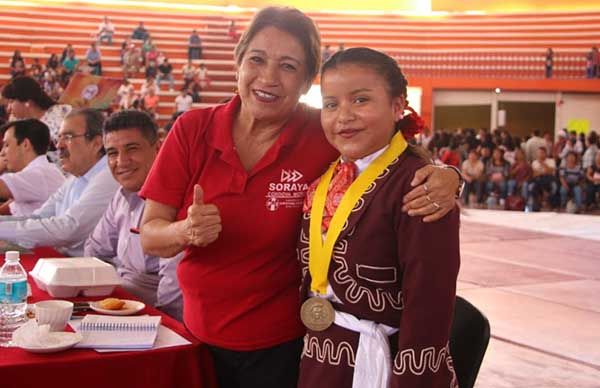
[0,108,119,256]
[0,119,65,216]
[84,110,182,320]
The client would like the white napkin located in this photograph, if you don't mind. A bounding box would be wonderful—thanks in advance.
[12,320,81,348]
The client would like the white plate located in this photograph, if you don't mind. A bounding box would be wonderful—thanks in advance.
[17,332,83,353]
[89,299,145,316]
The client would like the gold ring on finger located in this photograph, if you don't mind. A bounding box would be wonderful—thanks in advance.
[432,201,441,209]
[426,194,432,202]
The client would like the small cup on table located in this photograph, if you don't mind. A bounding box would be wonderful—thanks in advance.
[34,300,74,332]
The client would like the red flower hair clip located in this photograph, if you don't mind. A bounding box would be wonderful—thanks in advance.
[398,106,425,141]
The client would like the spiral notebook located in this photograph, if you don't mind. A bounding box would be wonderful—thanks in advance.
[74,314,161,349]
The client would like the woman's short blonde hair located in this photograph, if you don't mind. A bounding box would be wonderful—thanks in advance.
[233,7,321,84]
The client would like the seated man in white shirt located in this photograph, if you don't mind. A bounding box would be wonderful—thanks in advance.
[527,146,559,211]
[0,119,65,216]
[174,88,193,114]
[97,16,115,45]
[84,110,182,320]
[0,108,119,256]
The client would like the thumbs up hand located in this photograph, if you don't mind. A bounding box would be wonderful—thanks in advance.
[185,184,222,247]
[192,184,204,206]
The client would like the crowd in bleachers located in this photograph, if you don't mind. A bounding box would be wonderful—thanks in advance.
[418,127,600,213]
[3,15,600,217]
[4,16,227,125]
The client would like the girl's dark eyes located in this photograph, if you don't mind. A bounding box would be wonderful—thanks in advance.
[282,63,297,71]
[249,56,263,63]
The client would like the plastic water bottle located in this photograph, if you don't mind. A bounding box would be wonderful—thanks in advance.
[0,251,28,346]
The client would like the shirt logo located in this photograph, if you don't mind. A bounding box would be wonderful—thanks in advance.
[266,196,279,211]
[280,169,303,183]
[265,169,308,212]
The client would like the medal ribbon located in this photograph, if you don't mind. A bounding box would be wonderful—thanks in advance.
[308,131,408,294]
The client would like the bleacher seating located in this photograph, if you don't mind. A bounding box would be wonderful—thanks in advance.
[1,3,599,126]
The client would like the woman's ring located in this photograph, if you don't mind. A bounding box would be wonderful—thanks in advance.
[426,194,432,203]
[423,183,429,193]
[432,201,441,209]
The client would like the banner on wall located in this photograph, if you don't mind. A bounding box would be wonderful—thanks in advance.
[566,119,590,135]
[59,73,121,110]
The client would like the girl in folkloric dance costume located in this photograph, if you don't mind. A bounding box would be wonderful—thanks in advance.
[298,47,461,388]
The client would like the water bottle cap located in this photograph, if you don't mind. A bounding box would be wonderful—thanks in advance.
[5,251,20,261]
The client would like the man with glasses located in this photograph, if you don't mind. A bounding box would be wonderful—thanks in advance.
[0,108,119,256]
[0,119,65,216]
[84,110,182,320]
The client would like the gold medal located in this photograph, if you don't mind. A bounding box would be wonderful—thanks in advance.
[300,297,335,332]
[302,132,407,332]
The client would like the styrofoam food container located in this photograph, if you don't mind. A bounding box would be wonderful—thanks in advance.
[30,257,121,298]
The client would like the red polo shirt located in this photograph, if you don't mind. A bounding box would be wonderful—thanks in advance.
[140,96,338,350]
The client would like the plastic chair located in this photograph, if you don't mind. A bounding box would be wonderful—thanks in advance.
[449,296,491,388]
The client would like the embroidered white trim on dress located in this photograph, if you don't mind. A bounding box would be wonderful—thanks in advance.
[445,347,460,388]
[364,181,377,195]
[298,229,310,278]
[351,197,365,212]
[378,167,392,179]
[346,225,356,237]
[341,219,349,232]
[302,333,356,367]
[393,343,455,377]
[356,264,398,284]
[333,252,404,312]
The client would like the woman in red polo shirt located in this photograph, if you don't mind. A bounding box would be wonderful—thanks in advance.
[139,7,460,388]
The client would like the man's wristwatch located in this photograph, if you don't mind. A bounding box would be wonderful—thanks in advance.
[443,165,465,199]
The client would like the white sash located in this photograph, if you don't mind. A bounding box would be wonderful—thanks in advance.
[334,310,399,388]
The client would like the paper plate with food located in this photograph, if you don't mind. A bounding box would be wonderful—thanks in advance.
[89,298,145,316]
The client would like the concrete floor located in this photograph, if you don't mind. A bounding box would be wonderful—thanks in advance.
[458,210,600,387]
